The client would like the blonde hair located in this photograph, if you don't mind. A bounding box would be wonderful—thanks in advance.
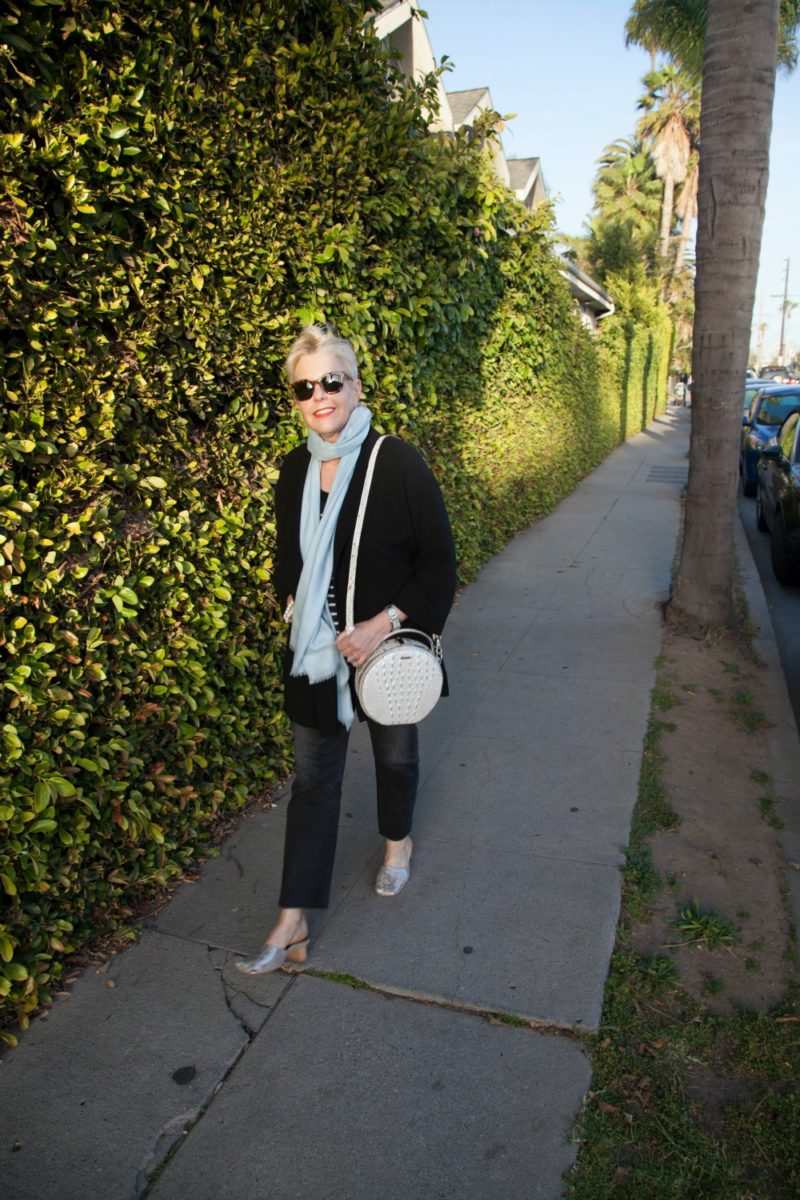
[284,324,359,382]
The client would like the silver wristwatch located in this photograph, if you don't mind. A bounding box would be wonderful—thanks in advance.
[385,604,402,631]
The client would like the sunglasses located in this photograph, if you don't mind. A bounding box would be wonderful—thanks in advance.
[290,372,352,402]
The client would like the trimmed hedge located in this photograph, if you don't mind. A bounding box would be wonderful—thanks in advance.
[0,0,670,1035]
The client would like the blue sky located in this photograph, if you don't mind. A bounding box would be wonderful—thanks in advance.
[424,0,800,363]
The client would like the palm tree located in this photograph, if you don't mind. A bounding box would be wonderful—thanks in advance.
[636,64,700,264]
[628,0,784,629]
[626,0,707,80]
[581,137,661,280]
[626,0,799,81]
[592,137,662,246]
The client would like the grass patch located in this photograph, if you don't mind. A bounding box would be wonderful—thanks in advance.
[621,845,663,923]
[603,951,672,1006]
[621,711,679,929]
[729,688,768,732]
[629,716,680,845]
[567,665,800,1199]
[749,768,784,829]
[754,771,784,830]
[670,901,740,951]
[305,968,373,991]
[652,685,681,711]
[567,993,800,1199]
[758,794,784,830]
[489,1011,528,1028]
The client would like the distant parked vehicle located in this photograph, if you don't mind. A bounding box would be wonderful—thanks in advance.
[760,365,800,385]
[744,378,773,414]
[756,410,800,584]
[740,385,800,496]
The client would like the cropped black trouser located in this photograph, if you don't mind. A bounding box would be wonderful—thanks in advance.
[278,719,419,910]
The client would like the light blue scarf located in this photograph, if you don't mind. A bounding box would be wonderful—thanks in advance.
[290,404,372,729]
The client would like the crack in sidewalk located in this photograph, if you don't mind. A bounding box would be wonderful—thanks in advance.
[135,954,592,1197]
[209,945,276,1038]
[135,945,294,1199]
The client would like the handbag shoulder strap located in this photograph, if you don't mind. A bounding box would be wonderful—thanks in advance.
[345,435,387,633]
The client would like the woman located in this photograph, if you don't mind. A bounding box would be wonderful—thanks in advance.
[237,325,456,975]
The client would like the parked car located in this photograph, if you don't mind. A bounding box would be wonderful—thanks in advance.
[760,364,800,384]
[740,385,800,496]
[744,378,773,414]
[756,409,800,584]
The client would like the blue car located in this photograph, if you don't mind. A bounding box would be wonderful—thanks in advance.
[744,378,773,415]
[740,385,800,496]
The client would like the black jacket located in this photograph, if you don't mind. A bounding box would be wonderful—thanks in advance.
[274,428,457,730]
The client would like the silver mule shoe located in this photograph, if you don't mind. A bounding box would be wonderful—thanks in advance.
[235,937,309,976]
[375,862,411,897]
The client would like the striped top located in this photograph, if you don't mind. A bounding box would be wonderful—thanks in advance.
[321,491,342,634]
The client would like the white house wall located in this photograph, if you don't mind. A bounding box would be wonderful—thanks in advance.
[372,2,454,131]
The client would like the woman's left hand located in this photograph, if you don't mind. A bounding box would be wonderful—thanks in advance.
[336,611,396,668]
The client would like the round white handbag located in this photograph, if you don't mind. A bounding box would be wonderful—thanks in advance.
[355,629,443,725]
[346,436,445,726]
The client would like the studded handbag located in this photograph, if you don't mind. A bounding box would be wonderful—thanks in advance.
[346,437,444,725]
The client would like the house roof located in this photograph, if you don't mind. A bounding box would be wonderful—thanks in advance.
[507,158,546,209]
[446,87,491,126]
[507,157,541,192]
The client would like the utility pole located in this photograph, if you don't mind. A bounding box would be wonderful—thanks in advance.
[772,259,791,364]
[779,259,790,362]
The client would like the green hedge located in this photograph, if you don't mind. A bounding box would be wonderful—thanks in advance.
[0,0,670,1035]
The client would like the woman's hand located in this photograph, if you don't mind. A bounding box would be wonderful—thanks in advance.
[335,607,405,668]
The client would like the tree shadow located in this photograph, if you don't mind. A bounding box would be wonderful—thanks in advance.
[641,331,655,429]
[620,320,633,442]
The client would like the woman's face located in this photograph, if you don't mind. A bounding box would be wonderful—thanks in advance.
[291,349,362,444]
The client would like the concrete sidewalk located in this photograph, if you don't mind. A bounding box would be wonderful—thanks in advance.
[2,410,695,1200]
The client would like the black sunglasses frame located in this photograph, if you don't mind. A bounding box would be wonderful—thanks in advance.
[290,372,352,402]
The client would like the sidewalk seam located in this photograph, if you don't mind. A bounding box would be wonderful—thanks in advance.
[301,966,596,1042]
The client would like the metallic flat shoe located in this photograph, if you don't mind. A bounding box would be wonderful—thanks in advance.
[235,937,309,976]
[375,863,411,897]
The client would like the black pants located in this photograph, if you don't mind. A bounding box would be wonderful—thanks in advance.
[279,719,419,909]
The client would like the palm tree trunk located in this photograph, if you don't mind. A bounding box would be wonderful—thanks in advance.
[673,165,698,277]
[669,0,779,629]
[658,171,674,260]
